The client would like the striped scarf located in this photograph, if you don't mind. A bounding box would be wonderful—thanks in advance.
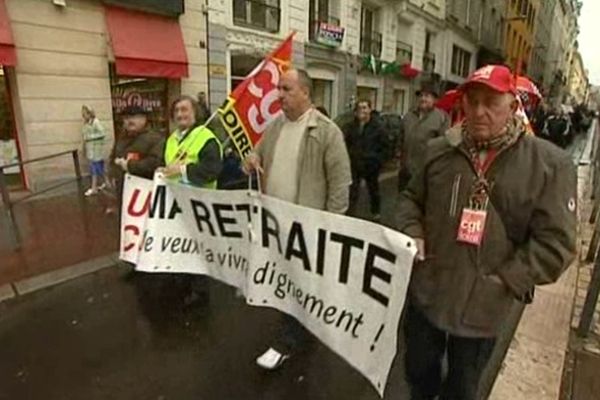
[462,116,523,156]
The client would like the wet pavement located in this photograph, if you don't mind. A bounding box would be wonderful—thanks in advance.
[0,134,586,400]
[0,181,118,286]
[0,177,410,400]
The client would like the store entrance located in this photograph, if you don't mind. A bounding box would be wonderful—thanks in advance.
[110,66,170,138]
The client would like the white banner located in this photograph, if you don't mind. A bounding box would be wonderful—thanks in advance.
[120,174,416,397]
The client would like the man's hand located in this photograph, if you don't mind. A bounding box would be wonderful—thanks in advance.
[242,153,263,175]
[161,163,185,178]
[114,157,128,172]
[415,238,426,262]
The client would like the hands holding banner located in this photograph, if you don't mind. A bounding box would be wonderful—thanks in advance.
[120,174,416,397]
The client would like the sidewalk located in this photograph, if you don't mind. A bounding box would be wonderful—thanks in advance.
[0,183,119,293]
[562,123,600,400]
[489,129,593,400]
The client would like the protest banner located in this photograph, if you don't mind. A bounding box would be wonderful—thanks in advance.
[120,174,416,397]
[218,33,294,158]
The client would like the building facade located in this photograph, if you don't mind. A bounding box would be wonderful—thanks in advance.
[443,0,505,89]
[207,0,446,118]
[504,0,539,75]
[567,50,588,105]
[530,0,555,93]
[0,0,208,190]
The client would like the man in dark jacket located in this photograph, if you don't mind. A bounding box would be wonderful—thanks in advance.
[544,108,571,148]
[397,65,577,400]
[111,105,164,202]
[397,85,449,192]
[344,99,385,220]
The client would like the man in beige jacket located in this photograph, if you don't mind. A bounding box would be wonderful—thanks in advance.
[244,68,352,369]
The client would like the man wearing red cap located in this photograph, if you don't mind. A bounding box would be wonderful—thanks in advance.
[397,65,577,399]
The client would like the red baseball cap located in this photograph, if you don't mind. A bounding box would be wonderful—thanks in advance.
[460,65,517,94]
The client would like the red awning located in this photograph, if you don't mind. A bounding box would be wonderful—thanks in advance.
[105,6,188,79]
[0,0,16,66]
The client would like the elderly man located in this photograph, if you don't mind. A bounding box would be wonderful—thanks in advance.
[111,105,164,204]
[397,84,449,192]
[244,68,352,370]
[397,65,577,400]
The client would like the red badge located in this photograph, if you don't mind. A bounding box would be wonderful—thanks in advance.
[457,208,487,246]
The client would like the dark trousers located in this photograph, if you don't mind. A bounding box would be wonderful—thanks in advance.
[349,164,381,215]
[272,314,308,354]
[404,302,496,400]
[397,168,411,193]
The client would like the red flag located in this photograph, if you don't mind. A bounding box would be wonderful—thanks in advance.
[218,33,295,158]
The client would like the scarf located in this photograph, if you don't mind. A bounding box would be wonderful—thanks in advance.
[461,116,524,208]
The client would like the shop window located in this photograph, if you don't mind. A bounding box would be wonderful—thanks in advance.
[0,67,21,187]
[109,65,170,137]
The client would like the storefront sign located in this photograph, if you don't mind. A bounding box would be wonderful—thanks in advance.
[209,64,227,77]
[111,90,163,114]
[315,23,345,47]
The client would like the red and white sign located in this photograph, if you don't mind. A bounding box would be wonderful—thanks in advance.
[120,174,153,262]
[457,208,487,246]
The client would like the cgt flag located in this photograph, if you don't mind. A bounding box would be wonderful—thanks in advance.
[218,33,295,158]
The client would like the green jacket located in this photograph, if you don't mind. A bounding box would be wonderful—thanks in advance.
[397,119,577,338]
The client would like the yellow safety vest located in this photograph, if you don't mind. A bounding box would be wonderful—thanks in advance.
[164,125,222,188]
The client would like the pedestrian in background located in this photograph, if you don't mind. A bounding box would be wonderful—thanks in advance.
[244,68,351,371]
[81,105,108,196]
[343,99,385,221]
[397,65,576,400]
[397,84,449,192]
[544,107,572,148]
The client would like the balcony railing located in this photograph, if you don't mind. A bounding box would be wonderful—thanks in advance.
[233,0,281,33]
[396,40,413,64]
[309,15,341,42]
[423,51,436,73]
[360,31,382,57]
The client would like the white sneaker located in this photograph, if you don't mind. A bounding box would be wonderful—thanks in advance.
[256,347,289,370]
[85,188,97,197]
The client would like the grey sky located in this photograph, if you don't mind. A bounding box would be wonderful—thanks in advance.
[580,0,600,85]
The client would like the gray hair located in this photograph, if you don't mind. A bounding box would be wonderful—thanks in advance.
[293,68,313,99]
